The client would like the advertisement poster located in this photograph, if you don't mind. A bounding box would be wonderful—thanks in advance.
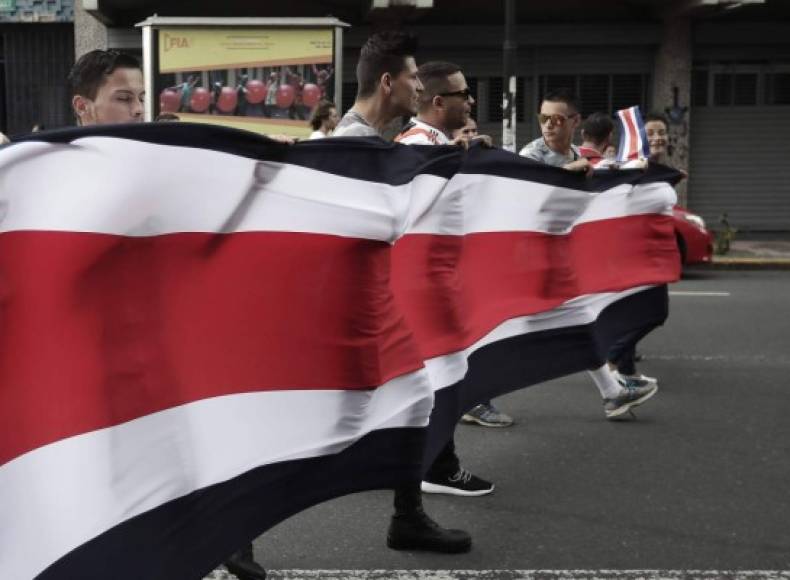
[155,27,335,137]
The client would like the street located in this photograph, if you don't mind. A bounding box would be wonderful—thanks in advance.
[250,269,790,575]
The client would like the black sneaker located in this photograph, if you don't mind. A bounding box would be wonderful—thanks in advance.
[387,507,472,553]
[421,468,494,497]
[224,543,266,580]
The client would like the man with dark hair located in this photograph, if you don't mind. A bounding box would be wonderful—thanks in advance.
[394,61,496,498]
[333,31,422,137]
[68,49,144,126]
[579,112,615,166]
[396,61,483,146]
[519,88,590,173]
[519,90,657,419]
[331,37,472,556]
[68,49,271,580]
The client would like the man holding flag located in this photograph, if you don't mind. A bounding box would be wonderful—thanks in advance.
[520,89,659,419]
[333,31,475,554]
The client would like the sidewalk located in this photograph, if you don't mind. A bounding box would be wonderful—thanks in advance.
[709,239,790,269]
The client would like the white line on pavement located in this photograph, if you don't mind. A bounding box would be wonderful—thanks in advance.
[669,291,731,296]
[235,570,790,580]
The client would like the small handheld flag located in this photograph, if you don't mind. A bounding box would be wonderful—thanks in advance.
[616,105,651,162]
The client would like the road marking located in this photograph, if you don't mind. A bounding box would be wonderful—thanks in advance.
[226,570,790,580]
[669,291,731,296]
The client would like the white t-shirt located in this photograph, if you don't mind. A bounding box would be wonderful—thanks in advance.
[395,118,451,145]
[309,130,327,140]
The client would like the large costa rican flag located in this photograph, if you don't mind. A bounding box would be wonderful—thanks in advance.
[0,124,680,580]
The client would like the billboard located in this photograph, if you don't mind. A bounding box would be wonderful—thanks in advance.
[151,26,338,137]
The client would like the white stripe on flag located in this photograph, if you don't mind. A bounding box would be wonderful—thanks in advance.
[422,286,653,392]
[0,138,675,240]
[0,284,652,580]
[0,371,434,580]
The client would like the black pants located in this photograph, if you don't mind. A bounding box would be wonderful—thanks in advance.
[608,325,658,376]
[394,440,460,515]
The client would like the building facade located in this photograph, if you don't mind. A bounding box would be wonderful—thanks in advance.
[0,0,74,135]
[18,0,789,231]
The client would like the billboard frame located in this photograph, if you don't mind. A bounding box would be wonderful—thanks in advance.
[137,16,348,128]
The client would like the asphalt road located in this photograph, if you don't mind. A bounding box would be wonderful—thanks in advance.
[248,269,790,575]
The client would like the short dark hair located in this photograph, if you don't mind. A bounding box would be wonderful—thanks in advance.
[417,61,462,105]
[309,100,337,130]
[581,112,614,144]
[356,31,418,99]
[644,111,669,128]
[68,50,141,100]
[541,88,580,113]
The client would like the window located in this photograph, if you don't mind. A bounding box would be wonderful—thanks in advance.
[692,69,709,106]
[579,75,609,116]
[611,74,647,113]
[536,73,650,117]
[765,73,790,105]
[734,74,758,105]
[713,74,733,106]
[713,72,758,106]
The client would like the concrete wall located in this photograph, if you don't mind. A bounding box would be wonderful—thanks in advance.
[652,17,691,205]
[73,0,106,58]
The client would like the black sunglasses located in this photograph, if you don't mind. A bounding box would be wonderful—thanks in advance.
[437,88,473,100]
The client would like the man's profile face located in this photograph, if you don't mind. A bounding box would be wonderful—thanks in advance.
[389,57,423,117]
[538,100,579,152]
[74,67,145,126]
[440,72,474,132]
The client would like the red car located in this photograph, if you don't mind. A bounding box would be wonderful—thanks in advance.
[673,205,714,265]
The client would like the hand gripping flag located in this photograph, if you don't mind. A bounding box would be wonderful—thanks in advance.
[0,124,681,579]
[616,105,651,163]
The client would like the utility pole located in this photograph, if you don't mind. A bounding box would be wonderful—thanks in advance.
[502,0,517,152]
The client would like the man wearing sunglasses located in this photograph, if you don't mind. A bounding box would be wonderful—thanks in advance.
[394,61,496,501]
[519,89,658,420]
[396,61,484,146]
[519,88,591,174]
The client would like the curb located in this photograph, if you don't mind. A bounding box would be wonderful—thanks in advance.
[705,257,790,270]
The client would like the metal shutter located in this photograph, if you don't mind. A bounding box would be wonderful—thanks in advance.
[689,107,790,231]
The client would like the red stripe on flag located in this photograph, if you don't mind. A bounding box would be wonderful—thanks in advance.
[0,215,678,465]
[623,110,641,160]
[0,232,424,466]
[392,214,679,357]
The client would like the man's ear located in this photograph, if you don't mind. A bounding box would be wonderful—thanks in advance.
[72,95,90,122]
[380,72,393,95]
[432,95,443,109]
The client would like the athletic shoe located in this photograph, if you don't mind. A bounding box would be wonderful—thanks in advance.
[614,370,658,388]
[461,403,514,427]
[387,507,472,553]
[421,468,494,497]
[603,383,658,419]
